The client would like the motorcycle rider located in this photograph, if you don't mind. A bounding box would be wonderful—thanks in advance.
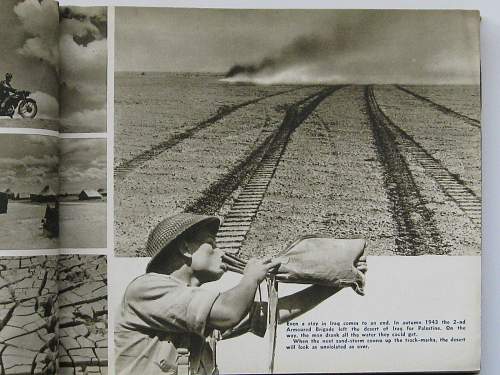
[0,73,17,112]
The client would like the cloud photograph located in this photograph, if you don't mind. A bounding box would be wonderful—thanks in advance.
[59,138,107,248]
[59,6,107,133]
[0,134,59,249]
[0,0,59,129]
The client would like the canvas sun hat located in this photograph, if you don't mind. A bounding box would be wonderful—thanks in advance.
[145,213,220,273]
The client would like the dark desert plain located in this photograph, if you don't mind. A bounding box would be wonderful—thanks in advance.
[114,72,481,258]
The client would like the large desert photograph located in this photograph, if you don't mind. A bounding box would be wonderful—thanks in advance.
[114,9,480,258]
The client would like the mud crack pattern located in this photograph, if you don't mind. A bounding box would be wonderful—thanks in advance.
[0,256,107,375]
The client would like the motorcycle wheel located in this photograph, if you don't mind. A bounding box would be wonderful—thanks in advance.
[18,99,38,119]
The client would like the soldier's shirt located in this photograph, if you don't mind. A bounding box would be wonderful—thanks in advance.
[115,273,267,375]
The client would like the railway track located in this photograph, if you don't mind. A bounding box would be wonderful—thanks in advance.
[395,85,481,129]
[114,87,301,180]
[185,86,342,254]
[366,86,445,255]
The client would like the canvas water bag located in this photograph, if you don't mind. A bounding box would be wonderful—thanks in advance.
[266,235,367,373]
[275,235,367,295]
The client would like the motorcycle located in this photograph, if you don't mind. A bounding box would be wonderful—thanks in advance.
[0,90,38,118]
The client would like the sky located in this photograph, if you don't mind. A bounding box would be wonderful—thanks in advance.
[0,135,59,194]
[0,0,59,118]
[59,138,107,194]
[59,6,107,132]
[116,8,480,84]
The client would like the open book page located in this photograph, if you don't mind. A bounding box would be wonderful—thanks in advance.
[0,2,109,375]
[112,7,481,374]
[0,2,485,375]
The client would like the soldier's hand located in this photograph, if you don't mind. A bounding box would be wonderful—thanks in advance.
[243,257,281,283]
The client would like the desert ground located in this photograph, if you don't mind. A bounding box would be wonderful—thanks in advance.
[115,72,481,258]
[59,199,107,249]
[0,199,106,250]
[0,118,59,131]
[0,255,107,375]
[0,202,58,250]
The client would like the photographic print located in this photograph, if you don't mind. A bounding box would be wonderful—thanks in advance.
[0,134,59,249]
[0,0,59,129]
[59,7,108,133]
[0,255,107,375]
[59,254,108,375]
[59,138,107,248]
[114,9,480,258]
[112,8,481,375]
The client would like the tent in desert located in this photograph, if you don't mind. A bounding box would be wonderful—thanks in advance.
[16,193,30,200]
[97,188,107,197]
[79,189,102,200]
[31,185,57,202]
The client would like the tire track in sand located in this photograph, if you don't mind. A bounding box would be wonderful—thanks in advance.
[114,87,302,180]
[365,85,445,255]
[185,86,343,254]
[395,85,480,129]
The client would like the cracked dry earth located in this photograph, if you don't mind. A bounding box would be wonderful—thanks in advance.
[0,255,107,375]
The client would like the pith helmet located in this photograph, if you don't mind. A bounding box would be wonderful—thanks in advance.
[145,213,220,273]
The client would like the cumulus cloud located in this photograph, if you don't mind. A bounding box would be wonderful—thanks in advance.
[14,0,59,68]
[59,7,107,132]
[0,154,58,170]
[0,148,58,193]
[59,139,107,193]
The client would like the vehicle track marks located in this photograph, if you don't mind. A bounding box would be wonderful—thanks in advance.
[366,86,445,255]
[371,87,481,228]
[186,86,343,254]
[114,87,302,180]
[395,85,480,129]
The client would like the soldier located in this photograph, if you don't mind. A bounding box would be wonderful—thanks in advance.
[0,73,17,111]
[115,213,367,375]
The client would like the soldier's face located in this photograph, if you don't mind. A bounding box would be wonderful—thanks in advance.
[187,226,225,282]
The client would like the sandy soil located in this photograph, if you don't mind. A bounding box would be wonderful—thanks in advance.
[115,72,297,165]
[0,202,58,250]
[60,200,107,249]
[115,86,321,255]
[400,85,480,122]
[242,86,396,258]
[373,85,481,197]
[114,82,481,258]
[0,118,59,131]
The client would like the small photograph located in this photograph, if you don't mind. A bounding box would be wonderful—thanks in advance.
[115,9,480,258]
[0,0,59,130]
[59,254,108,375]
[0,255,108,375]
[59,138,107,248]
[0,134,59,249]
[0,255,58,375]
[59,7,107,133]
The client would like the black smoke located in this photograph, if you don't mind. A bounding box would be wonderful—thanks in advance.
[225,34,335,78]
